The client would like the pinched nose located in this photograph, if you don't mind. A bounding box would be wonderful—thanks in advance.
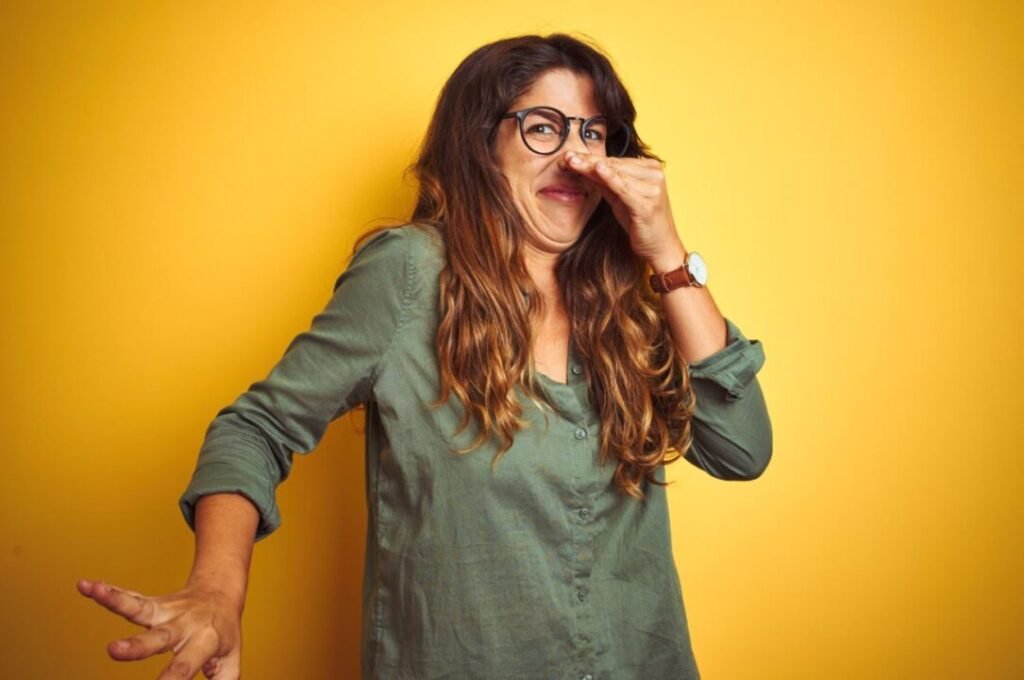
[556,151,577,173]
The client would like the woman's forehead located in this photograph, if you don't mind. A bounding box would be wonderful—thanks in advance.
[512,69,600,117]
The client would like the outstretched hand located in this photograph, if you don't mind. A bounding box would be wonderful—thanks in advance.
[76,577,242,679]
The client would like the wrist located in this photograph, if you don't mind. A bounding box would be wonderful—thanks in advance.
[647,239,688,275]
[186,573,248,613]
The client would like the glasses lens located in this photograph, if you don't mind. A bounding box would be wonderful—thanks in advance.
[582,117,609,155]
[580,116,630,157]
[521,108,566,154]
[601,118,630,157]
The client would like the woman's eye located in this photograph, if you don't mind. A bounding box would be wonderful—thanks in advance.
[584,129,606,141]
[527,123,558,136]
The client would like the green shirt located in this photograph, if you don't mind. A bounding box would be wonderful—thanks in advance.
[179,224,772,680]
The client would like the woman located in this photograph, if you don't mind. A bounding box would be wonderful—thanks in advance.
[78,33,771,680]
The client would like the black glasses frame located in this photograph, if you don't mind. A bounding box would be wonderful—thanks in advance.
[498,106,631,157]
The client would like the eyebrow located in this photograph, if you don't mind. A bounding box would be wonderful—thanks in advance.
[519,106,604,118]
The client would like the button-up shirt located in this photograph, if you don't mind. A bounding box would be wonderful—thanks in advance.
[179,224,773,680]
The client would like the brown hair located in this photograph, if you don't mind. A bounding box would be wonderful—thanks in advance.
[363,33,695,497]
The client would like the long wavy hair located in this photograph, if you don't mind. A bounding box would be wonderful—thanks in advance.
[360,33,696,498]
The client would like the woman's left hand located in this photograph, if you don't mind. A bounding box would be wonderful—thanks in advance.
[564,150,685,266]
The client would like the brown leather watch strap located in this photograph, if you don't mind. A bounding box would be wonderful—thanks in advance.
[649,264,693,293]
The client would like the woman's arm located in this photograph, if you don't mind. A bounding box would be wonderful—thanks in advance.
[179,227,417,542]
[647,240,729,364]
[561,151,772,480]
[185,493,259,612]
[77,492,257,676]
[680,315,772,480]
[646,242,772,481]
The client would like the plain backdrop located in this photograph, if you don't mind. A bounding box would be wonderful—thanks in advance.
[1,1,1021,678]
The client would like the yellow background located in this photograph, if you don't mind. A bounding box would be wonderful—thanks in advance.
[2,1,1021,678]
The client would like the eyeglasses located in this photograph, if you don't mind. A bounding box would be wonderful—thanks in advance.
[498,106,631,157]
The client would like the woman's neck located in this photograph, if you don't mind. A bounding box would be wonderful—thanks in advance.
[522,241,563,306]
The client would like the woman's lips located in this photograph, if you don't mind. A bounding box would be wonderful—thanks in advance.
[539,185,587,203]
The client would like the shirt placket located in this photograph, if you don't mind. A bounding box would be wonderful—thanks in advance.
[530,340,607,680]
[565,340,604,680]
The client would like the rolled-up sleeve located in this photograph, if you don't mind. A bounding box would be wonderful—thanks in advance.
[178,228,414,542]
[683,317,773,481]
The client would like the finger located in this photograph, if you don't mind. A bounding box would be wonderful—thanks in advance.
[583,162,666,206]
[567,155,642,203]
[156,631,219,680]
[580,166,626,211]
[206,646,241,680]
[108,626,176,661]
[565,152,664,182]
[597,157,665,182]
[78,579,158,626]
[614,161,667,188]
[592,160,640,203]
[202,655,221,679]
[78,578,148,601]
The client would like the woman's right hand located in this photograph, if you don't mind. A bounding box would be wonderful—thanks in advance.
[76,577,243,679]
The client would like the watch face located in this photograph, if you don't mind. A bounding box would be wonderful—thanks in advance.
[687,252,708,285]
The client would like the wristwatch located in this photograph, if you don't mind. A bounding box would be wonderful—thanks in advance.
[649,251,708,293]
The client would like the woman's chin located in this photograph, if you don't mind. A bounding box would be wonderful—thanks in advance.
[543,219,586,245]
[541,207,590,232]
[517,203,591,251]
[520,221,583,255]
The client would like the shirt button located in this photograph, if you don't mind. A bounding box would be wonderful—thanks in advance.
[577,587,589,602]
[578,507,591,520]
[571,363,583,376]
[574,428,587,440]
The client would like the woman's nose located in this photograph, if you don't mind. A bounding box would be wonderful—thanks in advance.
[563,123,590,154]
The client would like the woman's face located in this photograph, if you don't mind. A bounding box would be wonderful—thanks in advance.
[493,68,604,256]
